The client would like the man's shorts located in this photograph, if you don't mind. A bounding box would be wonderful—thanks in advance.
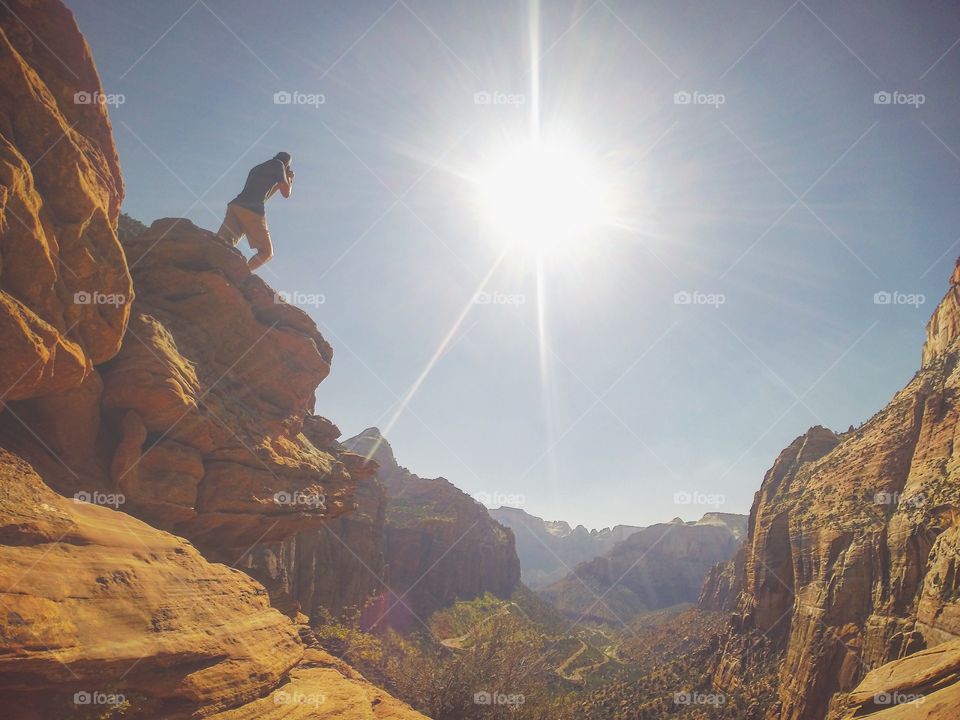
[217,203,272,257]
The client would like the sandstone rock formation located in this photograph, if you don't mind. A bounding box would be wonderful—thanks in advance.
[0,0,131,402]
[698,547,746,613]
[710,270,960,719]
[0,3,427,717]
[239,418,390,623]
[232,427,522,632]
[0,447,427,718]
[841,639,960,719]
[489,506,644,588]
[0,448,302,717]
[539,514,747,623]
[101,217,374,553]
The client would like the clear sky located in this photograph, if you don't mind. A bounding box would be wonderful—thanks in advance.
[69,0,960,529]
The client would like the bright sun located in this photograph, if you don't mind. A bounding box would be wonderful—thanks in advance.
[474,138,618,257]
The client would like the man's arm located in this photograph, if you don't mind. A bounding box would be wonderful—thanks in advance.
[278,166,293,198]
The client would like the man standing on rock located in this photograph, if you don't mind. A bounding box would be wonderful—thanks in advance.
[217,151,294,270]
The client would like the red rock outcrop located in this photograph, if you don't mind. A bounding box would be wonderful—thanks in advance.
[0,448,302,717]
[699,547,746,613]
[0,3,427,718]
[711,271,960,719]
[99,217,372,552]
[0,0,131,401]
[239,419,390,622]
[0,449,427,718]
[841,639,960,719]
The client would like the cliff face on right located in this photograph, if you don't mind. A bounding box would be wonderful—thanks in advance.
[712,270,960,719]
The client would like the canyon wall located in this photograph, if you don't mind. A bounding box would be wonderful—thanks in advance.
[712,278,960,719]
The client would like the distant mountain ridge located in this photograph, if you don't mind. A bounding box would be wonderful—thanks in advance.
[489,506,644,588]
[539,513,748,623]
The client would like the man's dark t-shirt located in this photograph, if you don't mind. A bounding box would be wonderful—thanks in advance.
[229,159,288,215]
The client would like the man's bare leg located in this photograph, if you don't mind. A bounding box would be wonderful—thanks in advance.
[217,204,242,245]
[248,246,273,270]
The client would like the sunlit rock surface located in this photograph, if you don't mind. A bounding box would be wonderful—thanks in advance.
[713,270,960,719]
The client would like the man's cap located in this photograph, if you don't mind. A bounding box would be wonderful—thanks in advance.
[274,151,292,165]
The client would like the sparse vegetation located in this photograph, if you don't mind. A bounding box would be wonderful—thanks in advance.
[310,589,773,720]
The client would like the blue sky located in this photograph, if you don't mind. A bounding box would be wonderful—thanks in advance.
[70,0,960,529]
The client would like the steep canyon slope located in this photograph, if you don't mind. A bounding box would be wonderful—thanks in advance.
[335,427,521,630]
[712,268,960,719]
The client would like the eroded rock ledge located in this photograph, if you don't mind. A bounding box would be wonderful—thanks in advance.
[101,217,375,552]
